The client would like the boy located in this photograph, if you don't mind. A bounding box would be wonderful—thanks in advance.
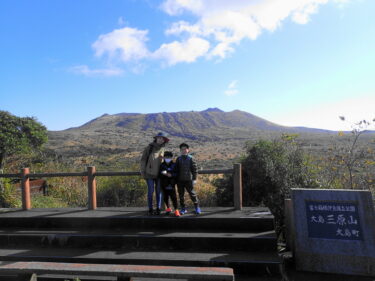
[159,151,180,217]
[176,143,201,215]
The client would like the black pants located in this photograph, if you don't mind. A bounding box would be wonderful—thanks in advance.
[177,180,199,209]
[161,184,178,210]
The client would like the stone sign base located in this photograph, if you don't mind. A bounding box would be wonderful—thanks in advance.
[291,189,375,276]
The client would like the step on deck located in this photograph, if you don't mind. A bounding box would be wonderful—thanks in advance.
[0,207,280,276]
[0,207,274,232]
[0,248,281,275]
[0,261,235,281]
[0,229,277,252]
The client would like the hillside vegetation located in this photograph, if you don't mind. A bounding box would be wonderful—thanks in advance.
[46,108,349,169]
[1,109,374,210]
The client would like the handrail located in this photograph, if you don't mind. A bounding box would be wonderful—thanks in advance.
[0,170,233,178]
[30,172,87,178]
[0,164,242,211]
[0,173,20,178]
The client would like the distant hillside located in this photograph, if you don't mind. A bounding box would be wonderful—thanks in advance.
[46,108,338,168]
[67,108,331,135]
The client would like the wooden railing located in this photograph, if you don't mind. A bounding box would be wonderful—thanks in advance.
[0,164,242,211]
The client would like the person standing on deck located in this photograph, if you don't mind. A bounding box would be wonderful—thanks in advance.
[175,143,201,215]
[159,151,180,217]
[140,132,169,215]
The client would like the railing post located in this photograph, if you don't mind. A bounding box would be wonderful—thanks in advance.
[87,166,97,210]
[21,168,31,210]
[233,163,242,210]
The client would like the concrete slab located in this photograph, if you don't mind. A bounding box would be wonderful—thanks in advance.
[291,188,375,277]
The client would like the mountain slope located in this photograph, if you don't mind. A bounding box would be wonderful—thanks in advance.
[46,108,336,167]
[70,108,328,137]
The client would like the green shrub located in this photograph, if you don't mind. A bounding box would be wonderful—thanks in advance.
[47,177,88,207]
[194,175,217,207]
[214,175,233,207]
[97,176,147,207]
[242,136,319,240]
[214,134,319,242]
[0,179,21,208]
[31,194,68,208]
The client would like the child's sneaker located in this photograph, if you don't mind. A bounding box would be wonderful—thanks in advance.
[155,208,161,215]
[165,207,172,215]
[195,206,201,215]
[180,208,187,215]
[174,210,181,217]
[148,208,154,216]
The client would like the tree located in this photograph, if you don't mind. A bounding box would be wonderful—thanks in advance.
[319,117,375,190]
[0,111,48,171]
[213,135,318,244]
[241,135,319,242]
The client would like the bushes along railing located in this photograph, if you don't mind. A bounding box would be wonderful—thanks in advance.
[0,164,242,211]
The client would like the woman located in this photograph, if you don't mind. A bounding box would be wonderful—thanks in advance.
[140,132,169,215]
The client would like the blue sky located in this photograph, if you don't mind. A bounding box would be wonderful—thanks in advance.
[1,0,374,131]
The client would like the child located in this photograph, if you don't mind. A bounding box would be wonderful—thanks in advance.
[159,151,180,217]
[176,143,201,215]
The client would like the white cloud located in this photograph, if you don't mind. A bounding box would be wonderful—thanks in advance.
[210,42,235,59]
[153,37,210,66]
[272,95,375,131]
[92,27,150,62]
[165,20,202,36]
[161,0,349,59]
[228,80,238,89]
[333,0,351,9]
[161,0,204,16]
[69,65,123,77]
[118,16,126,26]
[224,80,239,96]
[74,0,350,75]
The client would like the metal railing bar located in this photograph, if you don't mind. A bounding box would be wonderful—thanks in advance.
[0,173,20,178]
[29,172,87,178]
[1,165,243,211]
[95,171,140,177]
[1,170,233,178]
[198,169,233,174]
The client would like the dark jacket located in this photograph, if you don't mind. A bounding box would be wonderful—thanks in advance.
[159,161,177,188]
[176,154,197,181]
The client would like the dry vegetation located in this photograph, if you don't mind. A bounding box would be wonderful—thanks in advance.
[2,110,374,209]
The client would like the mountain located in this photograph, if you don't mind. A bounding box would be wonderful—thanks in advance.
[46,108,337,168]
[68,108,331,135]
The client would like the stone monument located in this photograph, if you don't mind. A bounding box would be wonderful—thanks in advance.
[291,188,375,276]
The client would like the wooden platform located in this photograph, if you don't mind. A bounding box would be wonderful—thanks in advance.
[0,207,280,280]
